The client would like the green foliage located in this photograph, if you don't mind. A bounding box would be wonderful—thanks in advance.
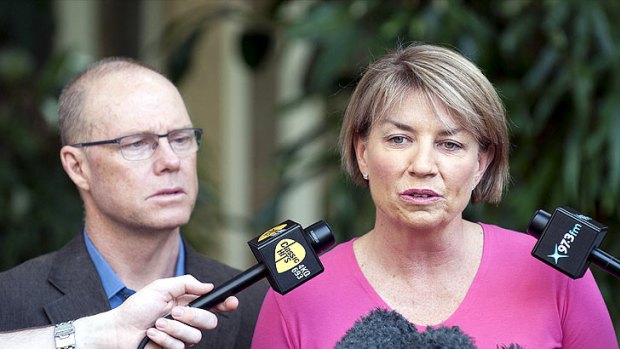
[0,47,88,269]
[0,0,89,270]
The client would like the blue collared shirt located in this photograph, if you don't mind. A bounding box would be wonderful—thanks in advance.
[84,230,186,309]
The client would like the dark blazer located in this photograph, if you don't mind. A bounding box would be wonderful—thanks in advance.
[0,233,268,349]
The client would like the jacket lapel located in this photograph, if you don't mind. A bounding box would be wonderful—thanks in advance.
[184,243,242,348]
[44,234,110,324]
[41,235,245,348]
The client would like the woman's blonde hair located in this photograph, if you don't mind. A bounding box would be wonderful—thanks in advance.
[338,43,509,203]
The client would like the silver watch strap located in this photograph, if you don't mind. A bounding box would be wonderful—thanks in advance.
[54,321,76,349]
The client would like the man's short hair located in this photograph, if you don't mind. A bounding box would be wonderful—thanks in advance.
[58,57,163,145]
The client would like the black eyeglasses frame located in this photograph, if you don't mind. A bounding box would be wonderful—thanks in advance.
[69,127,203,160]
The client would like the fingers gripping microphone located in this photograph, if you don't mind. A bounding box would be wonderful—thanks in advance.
[137,220,335,349]
[527,207,620,279]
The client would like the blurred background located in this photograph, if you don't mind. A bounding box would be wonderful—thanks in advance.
[1,0,618,338]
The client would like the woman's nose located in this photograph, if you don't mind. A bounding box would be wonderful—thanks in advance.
[407,143,437,177]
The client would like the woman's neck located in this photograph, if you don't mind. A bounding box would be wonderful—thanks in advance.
[355,216,479,276]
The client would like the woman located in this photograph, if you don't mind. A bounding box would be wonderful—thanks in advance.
[251,44,617,348]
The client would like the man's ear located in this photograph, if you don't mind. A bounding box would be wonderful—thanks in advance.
[60,145,90,191]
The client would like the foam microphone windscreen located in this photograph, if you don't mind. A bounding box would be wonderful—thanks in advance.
[334,308,477,349]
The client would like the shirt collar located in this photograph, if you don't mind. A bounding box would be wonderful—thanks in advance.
[83,229,186,304]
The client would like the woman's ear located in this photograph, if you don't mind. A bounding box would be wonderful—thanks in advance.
[354,135,369,180]
[60,145,90,191]
[474,146,494,187]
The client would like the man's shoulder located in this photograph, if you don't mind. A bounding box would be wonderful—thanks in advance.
[0,248,65,330]
[0,234,84,282]
[0,249,59,283]
[184,248,268,349]
[185,248,241,279]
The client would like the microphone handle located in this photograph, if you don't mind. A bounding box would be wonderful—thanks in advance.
[137,263,267,349]
[590,248,620,279]
[188,263,266,309]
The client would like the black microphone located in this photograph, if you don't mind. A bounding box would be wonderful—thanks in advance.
[137,219,335,349]
[335,308,524,349]
[527,207,620,279]
[335,308,478,349]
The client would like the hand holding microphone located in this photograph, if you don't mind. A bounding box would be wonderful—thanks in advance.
[527,207,620,279]
[138,219,335,349]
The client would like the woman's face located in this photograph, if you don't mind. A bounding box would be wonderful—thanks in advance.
[355,91,492,231]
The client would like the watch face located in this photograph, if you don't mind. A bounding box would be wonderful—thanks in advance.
[55,321,76,349]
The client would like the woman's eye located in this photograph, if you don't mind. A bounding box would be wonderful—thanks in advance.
[442,141,462,150]
[389,136,407,144]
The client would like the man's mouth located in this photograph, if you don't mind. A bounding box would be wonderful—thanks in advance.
[149,187,185,199]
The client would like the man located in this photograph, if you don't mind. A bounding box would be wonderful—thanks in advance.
[0,58,267,349]
[1,275,237,349]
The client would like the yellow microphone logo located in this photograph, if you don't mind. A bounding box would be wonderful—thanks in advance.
[258,224,288,242]
[274,238,306,273]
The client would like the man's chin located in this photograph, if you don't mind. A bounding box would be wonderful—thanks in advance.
[148,211,192,231]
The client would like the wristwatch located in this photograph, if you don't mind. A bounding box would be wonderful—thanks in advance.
[54,321,76,349]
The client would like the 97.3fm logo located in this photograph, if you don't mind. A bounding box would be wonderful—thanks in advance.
[547,222,582,264]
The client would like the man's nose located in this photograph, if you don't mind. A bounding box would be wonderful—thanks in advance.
[153,137,181,172]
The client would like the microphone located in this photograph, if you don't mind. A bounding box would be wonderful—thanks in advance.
[137,219,335,349]
[334,308,478,349]
[527,207,620,279]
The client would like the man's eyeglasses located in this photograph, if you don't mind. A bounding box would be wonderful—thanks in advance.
[70,128,203,161]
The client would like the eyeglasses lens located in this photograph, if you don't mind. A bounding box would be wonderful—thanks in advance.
[118,129,201,161]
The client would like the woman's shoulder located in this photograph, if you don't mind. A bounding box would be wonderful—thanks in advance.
[321,238,356,263]
[313,239,361,282]
[265,238,374,308]
[479,222,538,247]
[478,222,525,235]
[279,238,367,297]
[478,222,543,270]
